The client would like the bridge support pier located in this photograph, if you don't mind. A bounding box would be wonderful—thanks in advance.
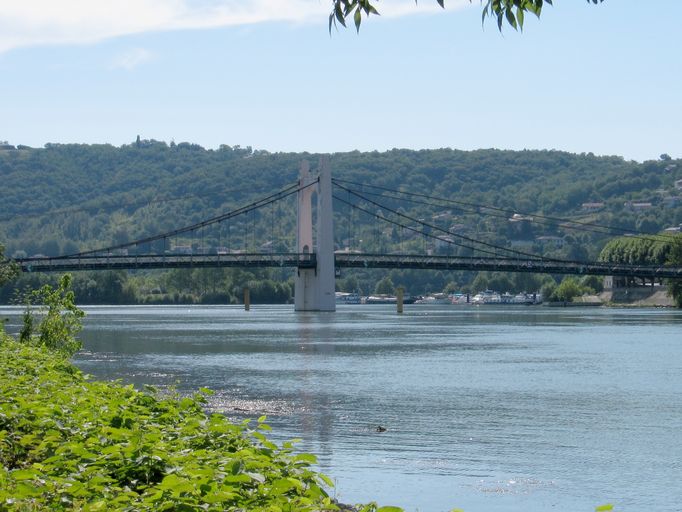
[294,158,336,312]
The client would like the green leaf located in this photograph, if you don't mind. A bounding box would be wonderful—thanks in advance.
[294,453,318,464]
[270,478,296,495]
[223,474,252,484]
[319,473,335,488]
[334,2,346,27]
[10,469,40,481]
[595,505,614,512]
[516,5,524,28]
[505,7,517,30]
[202,491,237,503]
[354,7,362,32]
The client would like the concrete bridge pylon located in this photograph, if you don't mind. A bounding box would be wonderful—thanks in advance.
[294,158,336,312]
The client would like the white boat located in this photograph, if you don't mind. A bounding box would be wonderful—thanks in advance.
[450,293,470,304]
[471,290,501,305]
[414,293,451,304]
[335,292,362,304]
[511,292,542,305]
[364,294,397,304]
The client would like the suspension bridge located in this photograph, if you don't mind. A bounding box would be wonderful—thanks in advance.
[11,159,682,311]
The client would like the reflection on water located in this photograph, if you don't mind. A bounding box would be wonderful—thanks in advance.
[2,304,681,512]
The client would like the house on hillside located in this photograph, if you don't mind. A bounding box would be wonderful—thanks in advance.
[172,245,192,255]
[623,201,653,212]
[581,202,605,212]
[449,223,468,233]
[535,235,565,248]
[508,213,533,222]
[662,196,682,208]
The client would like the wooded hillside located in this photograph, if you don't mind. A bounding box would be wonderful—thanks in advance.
[1,142,680,302]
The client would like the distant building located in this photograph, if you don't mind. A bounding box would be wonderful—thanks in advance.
[535,235,565,248]
[510,240,534,249]
[581,202,605,212]
[623,201,653,212]
[663,196,682,208]
[449,223,468,233]
[172,245,192,254]
[259,240,274,252]
[432,211,452,222]
[509,213,533,222]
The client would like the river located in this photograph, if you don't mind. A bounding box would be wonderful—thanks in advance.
[2,304,681,511]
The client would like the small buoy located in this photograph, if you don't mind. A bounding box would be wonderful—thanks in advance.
[376,425,387,433]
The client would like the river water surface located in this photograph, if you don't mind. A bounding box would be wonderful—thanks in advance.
[4,305,681,511]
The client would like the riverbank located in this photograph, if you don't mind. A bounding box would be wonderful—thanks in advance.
[600,286,676,307]
[0,336,383,511]
[544,287,676,308]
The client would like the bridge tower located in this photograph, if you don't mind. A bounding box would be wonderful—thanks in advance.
[294,158,336,312]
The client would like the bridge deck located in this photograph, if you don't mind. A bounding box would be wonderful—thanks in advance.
[18,253,317,272]
[15,252,682,278]
[335,253,682,278]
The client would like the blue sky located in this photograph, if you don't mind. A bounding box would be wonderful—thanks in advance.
[1,0,680,161]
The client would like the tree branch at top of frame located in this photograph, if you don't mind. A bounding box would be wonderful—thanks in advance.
[329,0,605,33]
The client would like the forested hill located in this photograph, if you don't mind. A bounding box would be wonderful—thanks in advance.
[1,142,681,262]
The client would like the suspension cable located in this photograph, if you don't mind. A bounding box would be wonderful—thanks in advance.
[65,181,314,257]
[332,178,671,243]
[334,184,608,266]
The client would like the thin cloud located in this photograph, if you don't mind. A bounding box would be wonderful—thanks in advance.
[0,0,470,54]
[110,47,154,70]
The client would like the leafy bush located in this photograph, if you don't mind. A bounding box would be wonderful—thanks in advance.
[18,274,84,356]
[0,244,19,288]
[0,340,346,511]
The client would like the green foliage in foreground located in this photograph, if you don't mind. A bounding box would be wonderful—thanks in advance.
[18,274,85,356]
[0,338,374,511]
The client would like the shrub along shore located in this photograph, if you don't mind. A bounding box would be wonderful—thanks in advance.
[0,336,398,511]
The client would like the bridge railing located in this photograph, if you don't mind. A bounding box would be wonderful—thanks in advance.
[17,252,317,272]
[334,253,682,278]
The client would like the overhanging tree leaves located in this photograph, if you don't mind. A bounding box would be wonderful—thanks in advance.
[330,0,605,33]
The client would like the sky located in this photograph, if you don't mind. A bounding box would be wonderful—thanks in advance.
[0,0,681,162]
